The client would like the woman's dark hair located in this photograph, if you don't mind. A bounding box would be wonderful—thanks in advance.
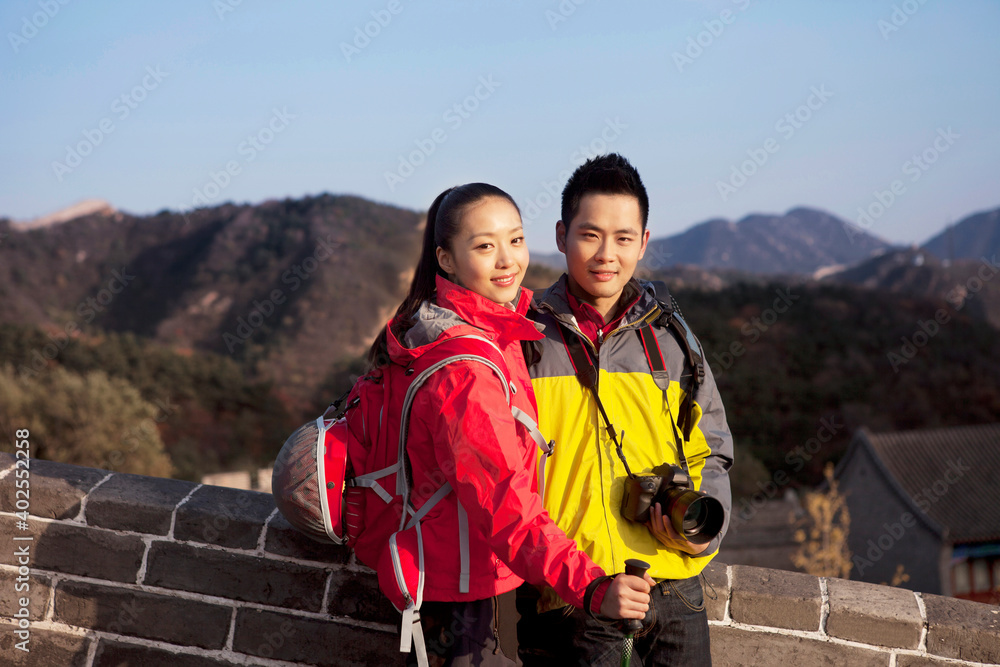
[366,183,519,368]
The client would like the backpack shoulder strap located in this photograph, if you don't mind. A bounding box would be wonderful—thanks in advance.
[425,333,551,458]
[649,281,705,385]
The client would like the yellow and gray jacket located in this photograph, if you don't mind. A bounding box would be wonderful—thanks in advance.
[528,276,734,609]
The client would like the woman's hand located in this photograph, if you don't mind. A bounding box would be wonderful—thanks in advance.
[599,572,654,620]
[646,502,711,555]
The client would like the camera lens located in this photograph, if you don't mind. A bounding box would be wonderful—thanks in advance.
[665,489,725,545]
[683,498,709,533]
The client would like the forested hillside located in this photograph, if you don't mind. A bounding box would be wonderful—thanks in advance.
[670,280,1000,487]
[3,196,998,485]
[0,195,423,410]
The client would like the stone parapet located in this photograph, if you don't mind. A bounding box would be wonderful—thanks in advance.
[2,454,998,666]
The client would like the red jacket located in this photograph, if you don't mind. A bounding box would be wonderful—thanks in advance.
[384,275,605,607]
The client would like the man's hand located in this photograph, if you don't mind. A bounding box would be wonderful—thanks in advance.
[599,572,655,620]
[646,502,711,555]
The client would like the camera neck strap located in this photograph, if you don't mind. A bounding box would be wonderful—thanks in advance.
[557,320,691,476]
[556,323,636,478]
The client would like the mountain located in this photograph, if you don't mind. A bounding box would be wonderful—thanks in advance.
[822,247,1000,330]
[642,207,894,275]
[0,195,422,408]
[4,195,1000,485]
[921,207,1000,262]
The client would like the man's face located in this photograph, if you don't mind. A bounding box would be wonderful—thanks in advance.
[557,193,649,318]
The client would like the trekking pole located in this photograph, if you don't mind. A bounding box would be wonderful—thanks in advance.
[621,558,650,667]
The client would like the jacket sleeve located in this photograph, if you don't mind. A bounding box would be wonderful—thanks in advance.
[689,357,735,556]
[412,361,606,609]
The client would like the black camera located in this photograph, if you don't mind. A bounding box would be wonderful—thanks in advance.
[620,464,724,545]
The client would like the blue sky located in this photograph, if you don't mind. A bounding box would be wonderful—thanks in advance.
[2,0,998,252]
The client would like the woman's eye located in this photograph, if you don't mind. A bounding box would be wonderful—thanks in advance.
[512,236,524,245]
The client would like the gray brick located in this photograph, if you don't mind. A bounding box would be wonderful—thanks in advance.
[54,579,232,649]
[234,607,398,666]
[702,561,729,622]
[729,565,821,631]
[173,484,274,550]
[0,457,107,520]
[30,521,145,583]
[327,568,397,624]
[0,621,92,666]
[709,625,890,667]
[895,655,971,667]
[86,472,195,535]
[264,510,352,563]
[145,541,327,611]
[93,640,243,667]
[826,577,921,649]
[0,569,51,620]
[924,593,1000,664]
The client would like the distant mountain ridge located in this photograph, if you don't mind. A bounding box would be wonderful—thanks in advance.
[823,247,1000,330]
[0,194,422,406]
[3,196,997,407]
[641,207,894,275]
[921,207,1000,262]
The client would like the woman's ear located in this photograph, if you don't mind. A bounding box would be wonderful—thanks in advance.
[435,246,455,275]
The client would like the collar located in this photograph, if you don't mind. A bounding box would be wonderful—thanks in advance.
[539,275,655,337]
[433,274,542,345]
[565,290,639,347]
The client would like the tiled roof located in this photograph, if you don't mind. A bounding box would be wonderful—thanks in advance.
[860,424,1000,544]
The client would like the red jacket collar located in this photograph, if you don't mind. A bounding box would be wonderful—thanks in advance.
[434,275,542,345]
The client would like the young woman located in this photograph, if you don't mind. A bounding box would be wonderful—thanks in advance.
[366,183,652,666]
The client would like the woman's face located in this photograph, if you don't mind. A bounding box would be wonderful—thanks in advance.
[436,197,529,305]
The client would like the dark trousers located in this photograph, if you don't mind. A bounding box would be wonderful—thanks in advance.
[517,576,712,667]
[406,590,522,667]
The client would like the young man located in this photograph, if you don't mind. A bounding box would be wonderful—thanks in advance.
[519,154,734,666]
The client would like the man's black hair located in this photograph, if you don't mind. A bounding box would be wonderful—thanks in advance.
[561,153,649,231]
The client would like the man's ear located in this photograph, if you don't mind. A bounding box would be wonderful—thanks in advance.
[556,220,567,254]
[435,246,455,275]
[637,228,651,261]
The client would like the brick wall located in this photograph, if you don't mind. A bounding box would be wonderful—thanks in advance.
[2,454,999,666]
